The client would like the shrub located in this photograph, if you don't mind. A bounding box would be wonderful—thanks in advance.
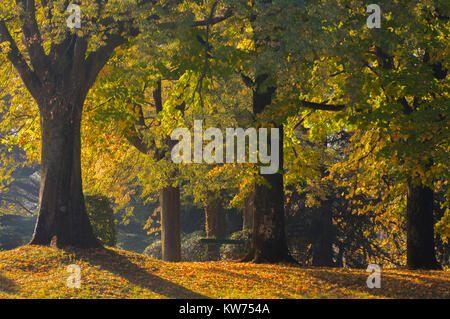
[143,239,162,259]
[181,231,208,262]
[85,195,117,247]
[220,229,251,260]
[143,231,209,261]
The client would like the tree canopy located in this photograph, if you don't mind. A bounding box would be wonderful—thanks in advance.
[0,0,448,269]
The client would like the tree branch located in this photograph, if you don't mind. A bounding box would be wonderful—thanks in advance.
[368,46,394,70]
[72,35,88,86]
[17,0,48,78]
[299,100,346,111]
[84,33,128,92]
[157,7,233,30]
[149,79,161,113]
[193,7,232,27]
[0,20,41,99]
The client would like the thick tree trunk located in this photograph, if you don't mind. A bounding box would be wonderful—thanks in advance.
[30,102,100,248]
[160,186,181,261]
[205,192,225,238]
[242,109,294,262]
[2,8,124,249]
[406,180,440,269]
[242,169,294,263]
[240,69,294,264]
[204,192,226,260]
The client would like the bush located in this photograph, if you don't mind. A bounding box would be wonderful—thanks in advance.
[181,231,208,262]
[220,229,251,260]
[143,231,209,261]
[143,239,162,259]
[144,230,253,261]
[85,195,117,247]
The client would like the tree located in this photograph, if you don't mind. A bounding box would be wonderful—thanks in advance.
[292,0,449,269]
[238,0,345,263]
[0,1,127,247]
[0,0,232,248]
[125,78,183,262]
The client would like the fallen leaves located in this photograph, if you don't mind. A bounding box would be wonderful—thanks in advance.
[0,245,448,299]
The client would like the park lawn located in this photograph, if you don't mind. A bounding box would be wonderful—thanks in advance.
[0,245,448,299]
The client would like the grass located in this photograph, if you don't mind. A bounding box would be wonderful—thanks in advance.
[0,245,448,299]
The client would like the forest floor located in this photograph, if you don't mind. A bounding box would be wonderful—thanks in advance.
[0,245,448,299]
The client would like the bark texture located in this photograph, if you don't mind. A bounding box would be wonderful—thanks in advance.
[243,194,254,230]
[242,171,294,263]
[205,193,226,239]
[406,181,440,269]
[30,99,100,248]
[160,186,181,262]
[204,192,226,260]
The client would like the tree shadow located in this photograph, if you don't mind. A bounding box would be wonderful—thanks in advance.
[71,248,208,299]
[204,265,450,299]
[305,268,450,299]
[0,273,16,294]
[205,266,297,298]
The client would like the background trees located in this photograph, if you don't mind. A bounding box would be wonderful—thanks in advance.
[0,0,448,269]
[305,0,449,269]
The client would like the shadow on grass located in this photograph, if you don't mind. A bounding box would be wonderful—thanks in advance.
[0,273,16,294]
[72,248,208,299]
[305,268,450,299]
[205,266,297,298]
[206,265,450,299]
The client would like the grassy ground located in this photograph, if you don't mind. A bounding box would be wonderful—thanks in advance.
[0,245,448,299]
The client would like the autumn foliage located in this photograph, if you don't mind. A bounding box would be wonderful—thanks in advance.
[0,246,449,299]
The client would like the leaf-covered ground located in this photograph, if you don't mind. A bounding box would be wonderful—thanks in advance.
[0,246,448,299]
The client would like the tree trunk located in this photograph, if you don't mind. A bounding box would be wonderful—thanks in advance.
[243,194,254,230]
[312,205,334,267]
[240,0,294,263]
[2,10,125,249]
[160,186,181,261]
[312,161,334,267]
[406,180,440,269]
[239,68,294,264]
[204,192,226,260]
[242,168,294,263]
[242,109,294,262]
[126,79,182,262]
[205,192,225,238]
[30,101,100,248]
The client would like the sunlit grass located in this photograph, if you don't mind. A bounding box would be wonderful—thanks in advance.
[0,246,448,299]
